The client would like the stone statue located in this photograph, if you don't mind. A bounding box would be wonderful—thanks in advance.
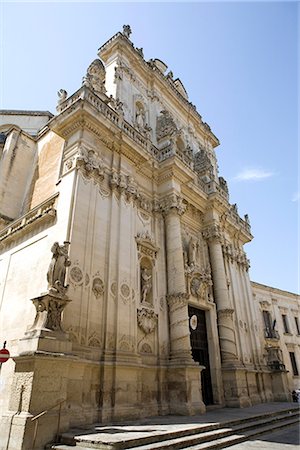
[123,24,132,39]
[57,89,67,105]
[136,105,145,129]
[188,237,197,267]
[141,268,152,303]
[47,241,71,295]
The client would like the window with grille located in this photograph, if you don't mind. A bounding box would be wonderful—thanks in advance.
[289,352,299,376]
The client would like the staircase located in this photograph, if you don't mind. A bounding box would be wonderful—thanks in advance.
[48,405,299,450]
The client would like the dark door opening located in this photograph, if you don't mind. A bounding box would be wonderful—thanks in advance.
[188,306,214,405]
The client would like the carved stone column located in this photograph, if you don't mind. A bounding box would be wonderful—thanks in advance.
[162,194,192,362]
[167,293,192,362]
[203,224,238,363]
[162,195,205,414]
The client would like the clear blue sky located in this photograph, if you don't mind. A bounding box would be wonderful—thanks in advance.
[0,1,298,293]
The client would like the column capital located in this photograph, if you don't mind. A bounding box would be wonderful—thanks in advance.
[202,223,223,243]
[160,193,186,216]
[167,292,189,311]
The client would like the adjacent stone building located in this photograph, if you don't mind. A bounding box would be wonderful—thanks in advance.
[0,26,299,450]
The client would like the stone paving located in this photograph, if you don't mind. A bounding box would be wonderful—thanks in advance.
[61,402,300,448]
[228,422,299,449]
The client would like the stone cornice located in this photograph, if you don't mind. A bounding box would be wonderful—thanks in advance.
[0,193,58,250]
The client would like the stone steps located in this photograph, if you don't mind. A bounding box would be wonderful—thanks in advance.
[48,406,299,450]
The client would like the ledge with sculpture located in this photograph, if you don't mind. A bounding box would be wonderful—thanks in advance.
[18,241,72,355]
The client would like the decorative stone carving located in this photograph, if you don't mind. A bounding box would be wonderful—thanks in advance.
[47,241,71,296]
[167,293,189,312]
[217,308,234,319]
[137,308,158,334]
[222,243,250,270]
[190,268,212,300]
[92,277,104,298]
[111,282,117,297]
[140,342,152,354]
[194,149,214,181]
[122,24,132,39]
[121,283,130,298]
[159,193,186,216]
[156,110,178,140]
[76,147,104,181]
[118,335,135,352]
[202,224,222,243]
[136,231,159,260]
[26,292,71,336]
[70,266,83,284]
[88,331,102,347]
[136,47,144,58]
[82,59,106,96]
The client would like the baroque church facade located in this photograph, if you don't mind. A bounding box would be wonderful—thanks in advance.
[0,26,299,450]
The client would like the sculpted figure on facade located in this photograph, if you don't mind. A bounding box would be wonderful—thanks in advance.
[141,267,152,303]
[57,89,68,105]
[135,103,146,130]
[122,24,132,39]
[47,241,71,295]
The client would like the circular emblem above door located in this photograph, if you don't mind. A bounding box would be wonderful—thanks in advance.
[190,314,198,330]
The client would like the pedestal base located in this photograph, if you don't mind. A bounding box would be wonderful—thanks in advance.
[168,363,206,415]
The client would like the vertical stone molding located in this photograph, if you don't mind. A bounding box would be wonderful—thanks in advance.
[167,293,193,362]
[203,224,238,362]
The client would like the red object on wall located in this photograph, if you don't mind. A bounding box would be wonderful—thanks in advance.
[0,347,10,363]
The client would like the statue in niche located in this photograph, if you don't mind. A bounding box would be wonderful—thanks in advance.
[188,237,197,267]
[47,242,71,295]
[135,104,146,130]
[141,267,152,303]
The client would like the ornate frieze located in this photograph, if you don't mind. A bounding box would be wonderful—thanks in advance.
[137,307,158,334]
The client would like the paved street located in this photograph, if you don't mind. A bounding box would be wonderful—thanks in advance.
[228,422,300,449]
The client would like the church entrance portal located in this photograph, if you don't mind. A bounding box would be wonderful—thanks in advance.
[188,306,214,405]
